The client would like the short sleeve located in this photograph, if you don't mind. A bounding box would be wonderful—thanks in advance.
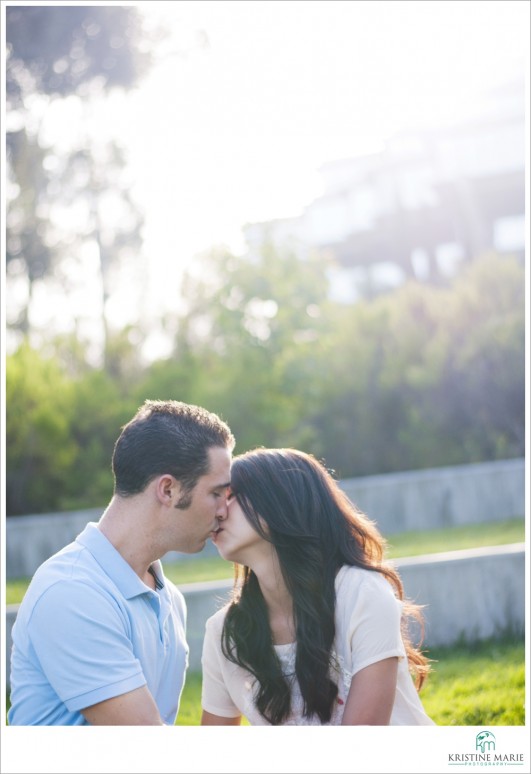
[346,572,406,676]
[28,582,146,712]
[201,613,241,718]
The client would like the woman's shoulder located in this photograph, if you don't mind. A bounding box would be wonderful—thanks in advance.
[334,565,402,640]
[335,564,397,604]
[205,602,232,632]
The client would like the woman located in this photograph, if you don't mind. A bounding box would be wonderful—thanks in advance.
[201,448,435,726]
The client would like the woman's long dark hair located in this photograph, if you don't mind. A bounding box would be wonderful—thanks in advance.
[221,448,430,725]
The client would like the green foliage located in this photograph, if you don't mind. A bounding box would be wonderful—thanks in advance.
[6,341,137,514]
[306,253,525,477]
[59,369,137,510]
[5,252,525,515]
[6,342,77,514]
[168,244,345,454]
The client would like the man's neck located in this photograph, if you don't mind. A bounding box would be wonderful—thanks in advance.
[98,495,157,580]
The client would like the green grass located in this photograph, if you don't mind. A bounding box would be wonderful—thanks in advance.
[163,556,236,587]
[174,638,525,726]
[5,578,33,606]
[420,638,525,725]
[6,519,525,725]
[175,672,251,726]
[168,518,526,587]
[6,637,524,726]
[5,518,525,604]
[385,517,525,559]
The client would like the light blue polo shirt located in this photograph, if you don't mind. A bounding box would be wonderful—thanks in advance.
[8,522,189,725]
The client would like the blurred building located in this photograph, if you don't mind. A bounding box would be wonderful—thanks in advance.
[244,77,526,302]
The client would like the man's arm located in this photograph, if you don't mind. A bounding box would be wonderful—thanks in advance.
[81,685,165,725]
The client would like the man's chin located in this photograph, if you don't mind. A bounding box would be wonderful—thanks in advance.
[175,540,205,555]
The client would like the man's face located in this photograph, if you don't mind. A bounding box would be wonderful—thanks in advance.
[172,446,231,553]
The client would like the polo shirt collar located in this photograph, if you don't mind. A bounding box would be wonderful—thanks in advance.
[76,522,155,600]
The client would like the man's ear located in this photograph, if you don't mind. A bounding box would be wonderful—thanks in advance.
[154,474,179,506]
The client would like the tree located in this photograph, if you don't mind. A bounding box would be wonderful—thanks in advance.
[5,343,77,515]
[310,253,525,476]
[5,129,53,334]
[428,253,525,461]
[6,5,151,103]
[5,6,154,363]
[5,252,523,514]
[162,243,336,452]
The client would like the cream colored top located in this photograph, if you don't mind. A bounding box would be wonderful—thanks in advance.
[201,564,435,725]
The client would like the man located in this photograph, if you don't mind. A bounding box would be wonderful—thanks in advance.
[8,399,234,725]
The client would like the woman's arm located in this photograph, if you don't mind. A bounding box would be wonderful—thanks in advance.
[341,657,398,725]
[201,709,242,725]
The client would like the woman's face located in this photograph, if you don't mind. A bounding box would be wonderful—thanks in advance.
[212,490,268,565]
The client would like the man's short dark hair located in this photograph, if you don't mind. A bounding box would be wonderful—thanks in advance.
[112,400,235,499]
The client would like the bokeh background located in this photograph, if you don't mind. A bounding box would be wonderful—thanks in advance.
[3,0,527,517]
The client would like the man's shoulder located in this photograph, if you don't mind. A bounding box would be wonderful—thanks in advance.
[19,542,117,618]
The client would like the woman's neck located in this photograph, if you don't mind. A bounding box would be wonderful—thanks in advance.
[251,552,295,645]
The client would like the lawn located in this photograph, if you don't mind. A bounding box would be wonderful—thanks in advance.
[384,517,525,559]
[175,637,525,726]
[5,518,525,603]
[417,638,525,725]
[6,637,524,726]
[6,518,525,726]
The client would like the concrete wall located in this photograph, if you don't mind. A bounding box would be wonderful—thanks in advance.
[6,543,525,689]
[6,508,103,580]
[5,458,525,579]
[394,542,525,647]
[341,458,525,534]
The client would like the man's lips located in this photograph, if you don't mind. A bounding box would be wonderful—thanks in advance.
[211,525,224,542]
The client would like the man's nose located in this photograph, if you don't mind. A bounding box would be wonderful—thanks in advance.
[216,496,229,518]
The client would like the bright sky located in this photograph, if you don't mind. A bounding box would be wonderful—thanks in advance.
[6,0,530,358]
[127,0,527,236]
